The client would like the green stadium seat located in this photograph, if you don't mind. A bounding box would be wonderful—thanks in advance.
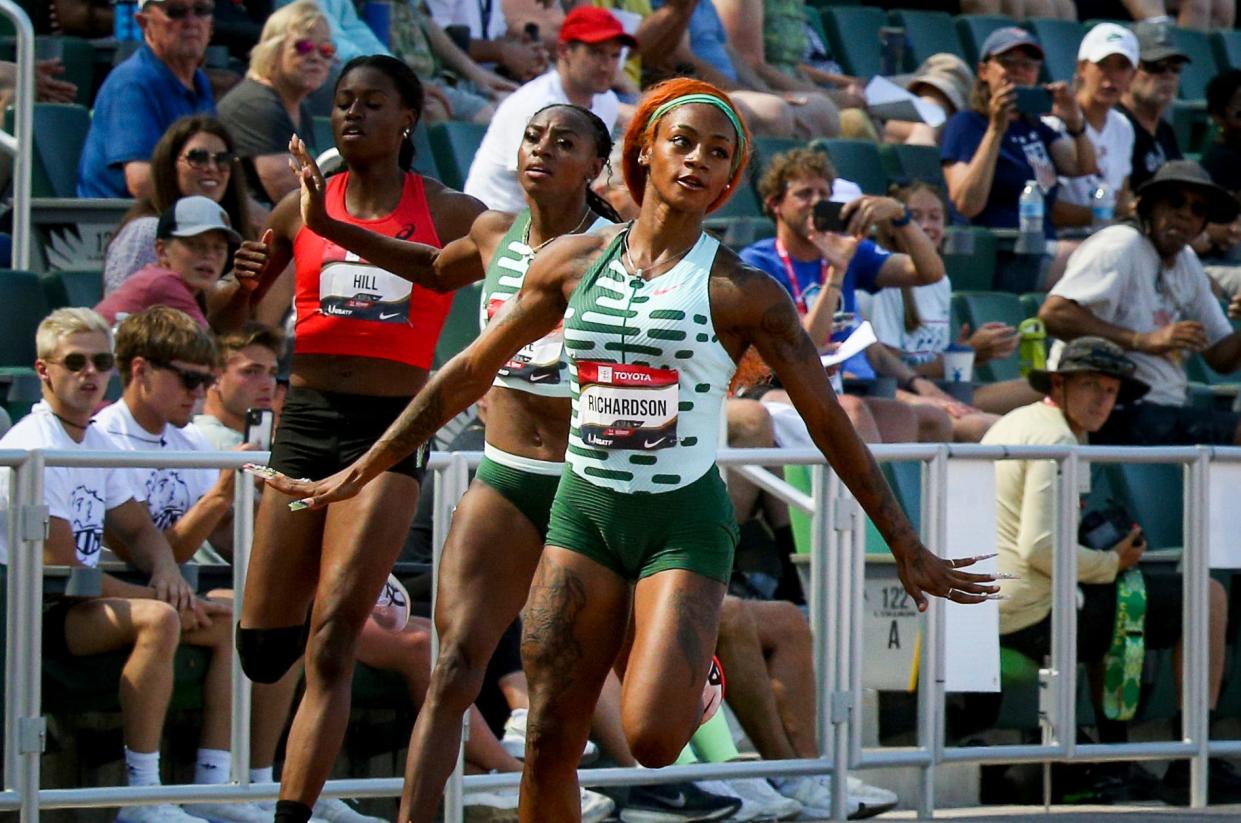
[955,14,1017,65]
[1101,462,1183,551]
[428,121,486,191]
[1019,291,1046,319]
[1212,30,1241,71]
[433,281,482,369]
[711,176,765,219]
[879,142,946,188]
[820,6,887,77]
[1,369,41,422]
[0,270,50,369]
[1023,18,1083,84]
[1168,26,1216,102]
[810,138,887,195]
[890,9,965,68]
[4,103,91,199]
[951,290,1025,381]
[784,464,890,557]
[750,135,804,198]
[41,269,103,309]
[942,227,998,292]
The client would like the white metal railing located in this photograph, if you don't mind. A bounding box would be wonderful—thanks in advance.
[0,1,33,269]
[3,443,1239,820]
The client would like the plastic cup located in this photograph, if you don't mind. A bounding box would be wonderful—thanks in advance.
[942,346,975,383]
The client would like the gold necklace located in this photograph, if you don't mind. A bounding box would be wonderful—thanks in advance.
[623,230,697,280]
[522,206,593,255]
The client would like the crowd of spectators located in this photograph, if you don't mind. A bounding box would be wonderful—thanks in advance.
[13,0,1241,816]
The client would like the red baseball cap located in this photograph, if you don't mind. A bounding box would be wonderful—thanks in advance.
[558,6,638,49]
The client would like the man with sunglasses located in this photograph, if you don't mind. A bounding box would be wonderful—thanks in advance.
[0,308,231,823]
[1117,21,1188,192]
[77,0,216,199]
[1040,161,1241,446]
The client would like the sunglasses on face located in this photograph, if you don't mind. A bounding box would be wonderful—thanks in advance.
[1140,60,1184,75]
[51,352,115,373]
[154,1,214,20]
[151,360,216,391]
[1165,192,1209,218]
[181,148,236,169]
[293,38,336,59]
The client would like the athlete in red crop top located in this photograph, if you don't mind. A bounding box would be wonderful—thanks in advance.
[230,56,485,823]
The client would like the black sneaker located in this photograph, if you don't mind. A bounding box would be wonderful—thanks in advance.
[619,780,742,822]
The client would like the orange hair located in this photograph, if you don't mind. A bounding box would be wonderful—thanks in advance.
[622,78,752,215]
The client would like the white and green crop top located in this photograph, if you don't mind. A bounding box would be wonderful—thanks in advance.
[563,227,736,493]
[479,209,612,398]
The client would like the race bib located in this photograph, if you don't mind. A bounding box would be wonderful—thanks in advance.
[488,295,563,384]
[319,260,412,323]
[577,361,678,450]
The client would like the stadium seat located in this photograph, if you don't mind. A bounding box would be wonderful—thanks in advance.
[1101,462,1183,551]
[1168,26,1215,103]
[941,227,998,292]
[951,290,1025,381]
[784,464,891,556]
[1023,18,1083,84]
[1212,30,1241,71]
[810,138,887,195]
[819,6,887,78]
[751,136,804,184]
[433,281,482,369]
[804,4,831,60]
[711,176,765,219]
[3,103,90,199]
[428,121,487,191]
[890,9,965,68]
[879,142,946,188]
[0,270,50,369]
[1018,291,1046,319]
[40,269,103,310]
[955,14,1017,65]
[1,369,41,422]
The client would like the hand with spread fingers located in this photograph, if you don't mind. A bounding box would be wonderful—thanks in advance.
[288,134,331,236]
[258,464,370,511]
[893,545,1001,612]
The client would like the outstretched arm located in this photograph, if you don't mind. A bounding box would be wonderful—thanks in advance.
[288,136,490,292]
[720,267,998,610]
[263,234,602,506]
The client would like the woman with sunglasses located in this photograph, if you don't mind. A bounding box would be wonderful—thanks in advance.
[105,115,258,299]
[219,0,336,207]
[266,77,999,820]
[229,55,485,823]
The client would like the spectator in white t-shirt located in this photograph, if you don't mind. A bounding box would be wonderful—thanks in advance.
[464,5,630,212]
[1040,160,1241,445]
[94,307,308,823]
[1045,23,1138,232]
[0,308,232,823]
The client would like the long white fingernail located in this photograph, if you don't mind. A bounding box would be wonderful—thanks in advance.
[995,572,1021,580]
[986,594,1008,600]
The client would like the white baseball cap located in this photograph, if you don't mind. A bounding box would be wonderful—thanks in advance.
[1078,22,1139,67]
[157,196,242,244]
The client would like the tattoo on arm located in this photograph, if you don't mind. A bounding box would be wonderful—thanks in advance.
[370,390,445,469]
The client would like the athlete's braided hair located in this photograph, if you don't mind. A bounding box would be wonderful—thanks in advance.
[529,103,622,223]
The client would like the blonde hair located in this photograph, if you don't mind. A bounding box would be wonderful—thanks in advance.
[248,0,329,82]
[36,308,112,360]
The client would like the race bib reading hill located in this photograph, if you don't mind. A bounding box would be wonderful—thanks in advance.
[577,362,678,450]
[320,260,412,323]
[488,295,563,384]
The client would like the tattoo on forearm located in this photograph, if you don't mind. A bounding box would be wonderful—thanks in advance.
[521,562,587,698]
[373,390,444,466]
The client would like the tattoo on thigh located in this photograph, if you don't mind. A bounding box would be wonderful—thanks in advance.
[521,563,587,697]
[672,588,717,689]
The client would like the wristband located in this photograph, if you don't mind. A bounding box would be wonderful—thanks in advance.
[1066,122,1086,137]
[890,209,912,228]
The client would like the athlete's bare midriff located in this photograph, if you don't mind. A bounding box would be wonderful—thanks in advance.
[290,352,429,397]
[483,386,571,463]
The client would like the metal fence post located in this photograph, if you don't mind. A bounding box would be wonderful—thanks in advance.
[919,449,947,818]
[435,453,470,823]
[230,467,256,786]
[19,451,46,823]
[1186,450,1210,808]
[0,0,33,269]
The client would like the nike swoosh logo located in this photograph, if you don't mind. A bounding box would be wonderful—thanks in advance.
[529,373,550,382]
[644,437,666,449]
[664,791,687,807]
[379,312,402,320]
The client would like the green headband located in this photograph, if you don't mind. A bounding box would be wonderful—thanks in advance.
[646,93,747,174]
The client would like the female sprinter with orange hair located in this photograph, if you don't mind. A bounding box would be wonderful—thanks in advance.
[265,77,999,822]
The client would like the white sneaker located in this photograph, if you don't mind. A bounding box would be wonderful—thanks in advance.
[694,778,791,822]
[501,708,598,764]
[464,786,519,822]
[182,801,272,822]
[115,804,210,823]
[580,787,615,823]
[311,797,386,822]
[845,776,898,819]
[723,777,805,820]
[773,775,862,819]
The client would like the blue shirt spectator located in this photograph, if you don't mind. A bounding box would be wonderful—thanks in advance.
[741,236,891,379]
[657,0,735,83]
[77,47,214,198]
[941,110,1060,239]
[277,0,389,63]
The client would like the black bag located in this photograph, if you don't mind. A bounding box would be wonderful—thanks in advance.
[1078,498,1134,551]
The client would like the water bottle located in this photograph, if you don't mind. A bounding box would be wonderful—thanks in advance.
[1091,182,1115,230]
[1018,317,1047,377]
[113,0,139,42]
[1016,179,1045,255]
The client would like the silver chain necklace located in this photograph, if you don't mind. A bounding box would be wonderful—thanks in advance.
[622,230,697,280]
[522,206,593,256]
